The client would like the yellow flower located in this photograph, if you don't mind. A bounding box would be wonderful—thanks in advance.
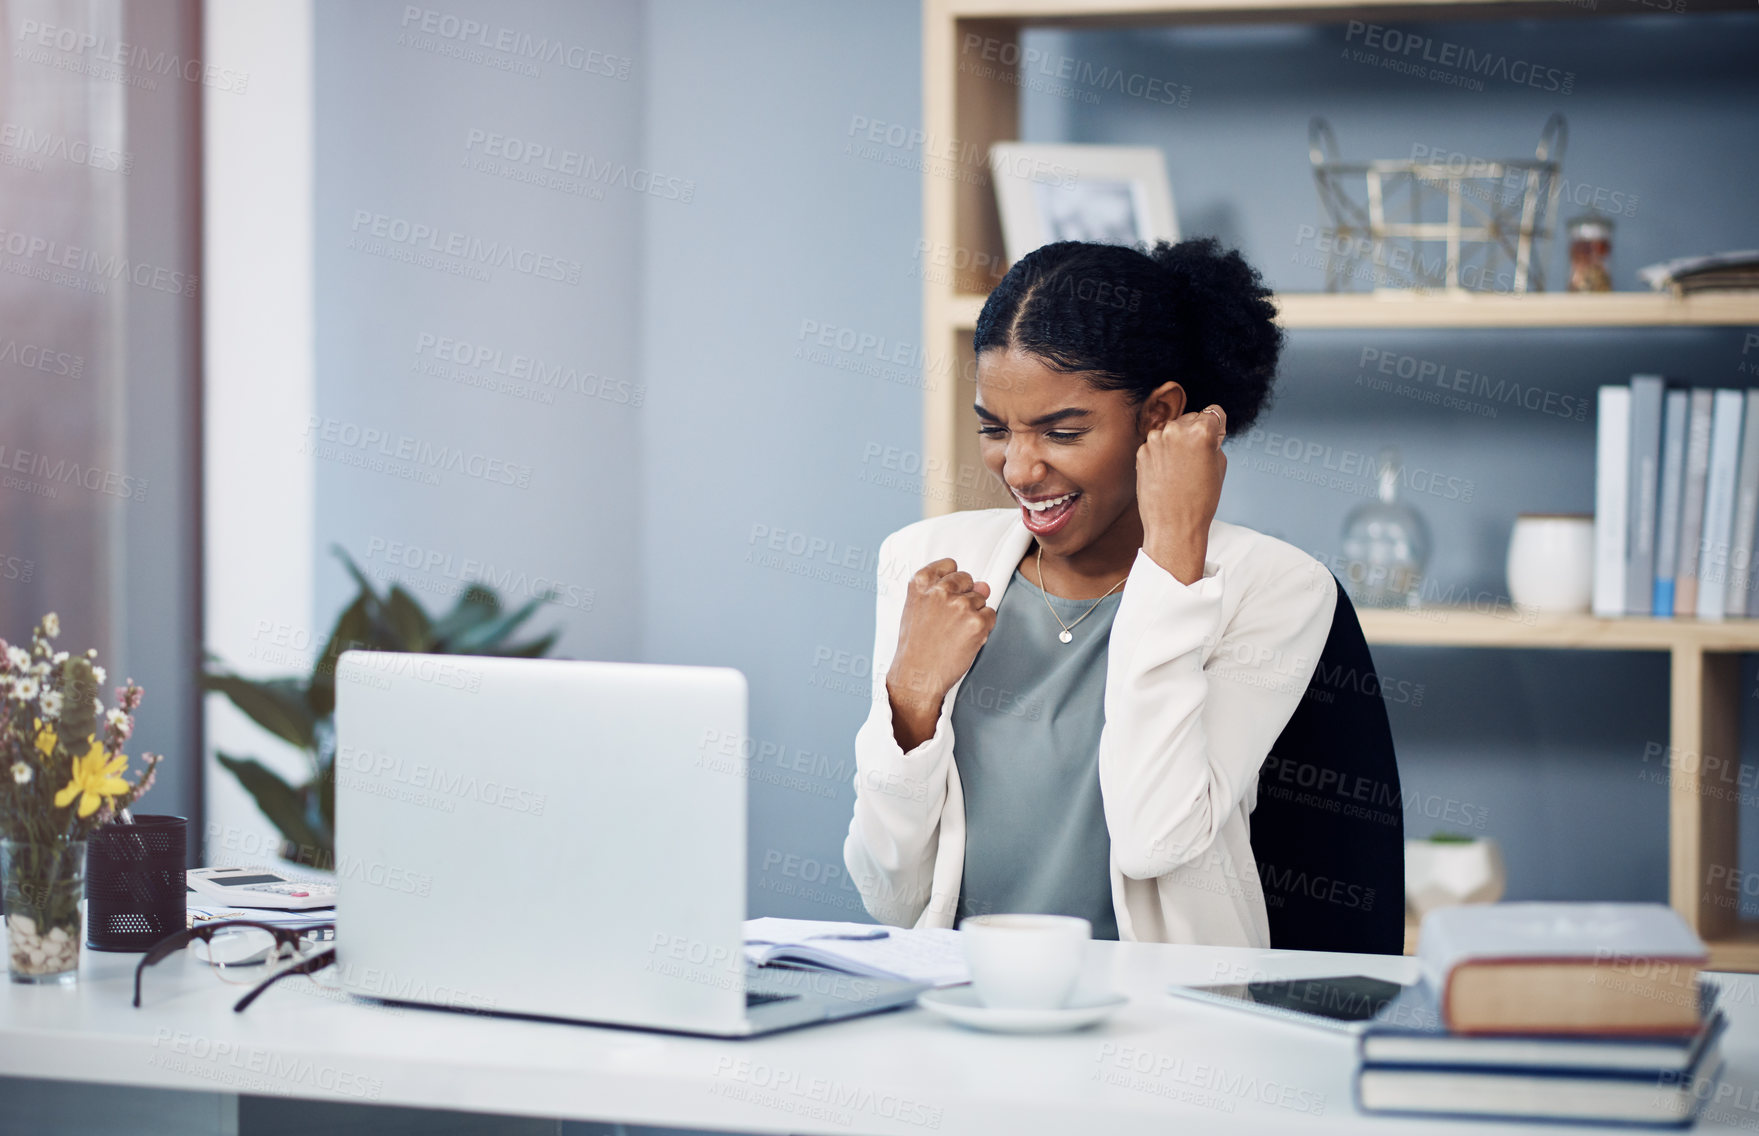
[53,740,129,819]
[34,720,55,758]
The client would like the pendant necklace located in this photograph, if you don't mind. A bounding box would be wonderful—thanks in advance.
[1035,542,1127,644]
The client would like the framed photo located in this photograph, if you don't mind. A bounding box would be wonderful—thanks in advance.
[988,143,1178,264]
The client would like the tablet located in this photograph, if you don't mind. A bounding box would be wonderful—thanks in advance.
[1166,975,1407,1035]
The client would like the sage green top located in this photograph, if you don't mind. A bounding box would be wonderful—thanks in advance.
[951,566,1121,940]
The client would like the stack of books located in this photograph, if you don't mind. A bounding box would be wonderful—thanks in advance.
[1638,251,1759,296]
[1356,903,1725,1125]
[1596,375,1759,618]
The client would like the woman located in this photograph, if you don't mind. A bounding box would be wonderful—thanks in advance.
[843,236,1338,947]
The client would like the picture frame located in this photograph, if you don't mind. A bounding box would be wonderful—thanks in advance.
[987,143,1179,264]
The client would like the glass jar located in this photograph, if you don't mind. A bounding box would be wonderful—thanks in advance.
[3,837,86,985]
[1567,214,1613,293]
[1339,447,1432,608]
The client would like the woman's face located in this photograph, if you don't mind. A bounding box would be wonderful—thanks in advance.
[974,347,1183,555]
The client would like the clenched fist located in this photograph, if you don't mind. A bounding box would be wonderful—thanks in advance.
[886,558,995,751]
[1137,404,1226,584]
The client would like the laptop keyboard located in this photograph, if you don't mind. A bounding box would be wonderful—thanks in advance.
[746,990,800,1008]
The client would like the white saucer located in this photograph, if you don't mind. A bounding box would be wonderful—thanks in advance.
[917,986,1127,1033]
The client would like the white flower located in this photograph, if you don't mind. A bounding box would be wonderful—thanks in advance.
[85,648,97,658]
[9,762,29,785]
[92,665,106,685]
[30,662,49,679]
[51,651,68,666]
[12,677,39,701]
[41,612,58,638]
[105,708,128,731]
[39,691,63,721]
[5,647,26,670]
[92,696,104,717]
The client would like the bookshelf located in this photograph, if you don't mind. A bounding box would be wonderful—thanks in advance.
[946,290,1759,332]
[1362,606,1759,968]
[922,0,1759,968]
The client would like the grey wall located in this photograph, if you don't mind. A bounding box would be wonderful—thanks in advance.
[308,1,1759,918]
[640,0,926,918]
[313,0,646,663]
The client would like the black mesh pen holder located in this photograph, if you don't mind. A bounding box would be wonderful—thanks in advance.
[84,814,187,951]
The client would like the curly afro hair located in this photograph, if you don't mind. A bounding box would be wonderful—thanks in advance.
[972,237,1283,438]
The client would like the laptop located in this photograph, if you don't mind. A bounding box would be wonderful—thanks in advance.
[332,651,927,1036]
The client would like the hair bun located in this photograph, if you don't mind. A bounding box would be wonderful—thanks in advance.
[1148,235,1277,329]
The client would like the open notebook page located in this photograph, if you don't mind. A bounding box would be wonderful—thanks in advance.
[743,917,969,987]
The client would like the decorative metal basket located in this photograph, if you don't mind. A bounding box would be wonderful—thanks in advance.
[85,814,186,952]
[1306,113,1567,294]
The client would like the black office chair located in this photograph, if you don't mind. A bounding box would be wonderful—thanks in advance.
[1248,573,1405,955]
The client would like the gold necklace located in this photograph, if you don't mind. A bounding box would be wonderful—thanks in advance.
[1035,542,1127,644]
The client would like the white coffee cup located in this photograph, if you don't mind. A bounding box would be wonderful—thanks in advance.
[958,914,1090,1010]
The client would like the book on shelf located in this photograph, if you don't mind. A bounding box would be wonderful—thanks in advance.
[1625,375,1664,614]
[1695,389,1744,619]
[1673,389,1715,615]
[1652,387,1688,615]
[1638,250,1759,295]
[1593,385,1630,617]
[1596,376,1759,619]
[1728,387,1759,617]
[1356,977,1727,1125]
[1418,902,1707,1036]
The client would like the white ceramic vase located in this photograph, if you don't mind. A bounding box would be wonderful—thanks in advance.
[1506,514,1594,614]
[1404,837,1507,922]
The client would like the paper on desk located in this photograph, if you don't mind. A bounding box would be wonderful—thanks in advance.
[742,916,968,987]
[743,916,888,944]
[187,903,336,930]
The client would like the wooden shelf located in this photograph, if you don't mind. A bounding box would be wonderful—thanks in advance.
[924,0,1759,967]
[946,290,1759,331]
[1707,924,1759,972]
[1277,291,1759,329]
[936,0,1752,25]
[1358,608,1759,651]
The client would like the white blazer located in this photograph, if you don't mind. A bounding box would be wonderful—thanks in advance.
[843,506,1338,946]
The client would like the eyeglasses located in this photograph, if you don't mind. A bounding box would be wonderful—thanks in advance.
[133,919,338,1012]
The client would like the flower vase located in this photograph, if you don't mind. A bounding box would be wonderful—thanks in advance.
[3,838,86,985]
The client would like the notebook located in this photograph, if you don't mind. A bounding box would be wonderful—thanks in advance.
[742,917,969,987]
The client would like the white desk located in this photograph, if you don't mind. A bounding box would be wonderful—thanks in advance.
[2,941,1756,1135]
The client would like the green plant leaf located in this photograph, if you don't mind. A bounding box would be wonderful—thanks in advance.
[329,544,402,642]
[202,675,317,752]
[216,753,328,853]
[429,585,501,645]
[329,543,382,608]
[58,657,98,743]
[384,585,433,651]
[480,632,560,659]
[306,594,376,719]
[314,760,335,854]
[447,595,553,653]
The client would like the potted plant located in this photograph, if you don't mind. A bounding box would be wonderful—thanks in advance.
[203,546,559,866]
[1405,830,1507,922]
[0,612,163,984]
